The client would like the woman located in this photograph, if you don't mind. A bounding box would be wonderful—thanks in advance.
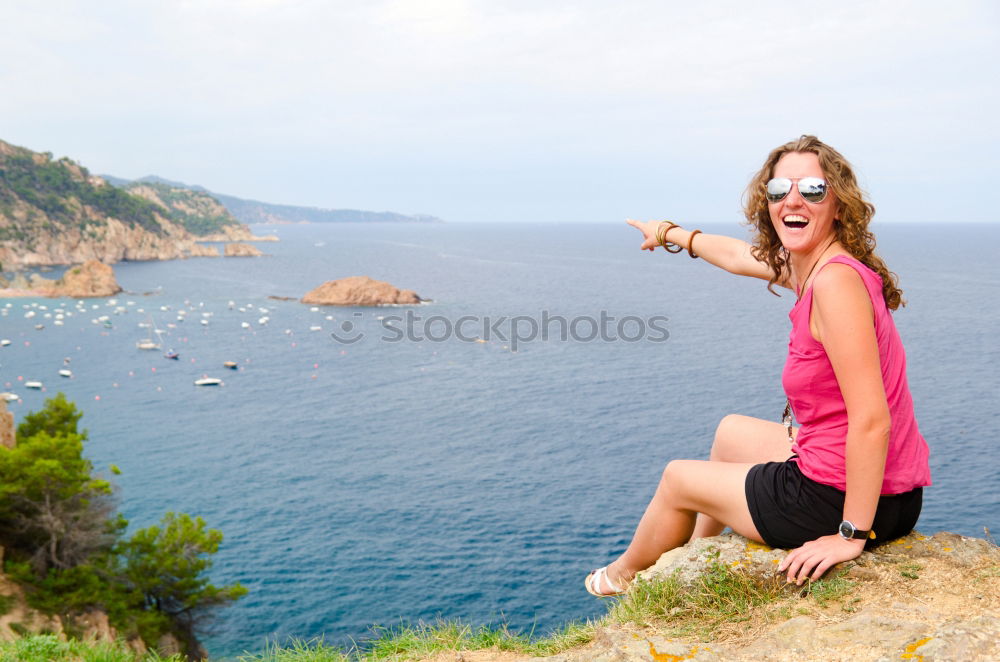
[586,135,931,596]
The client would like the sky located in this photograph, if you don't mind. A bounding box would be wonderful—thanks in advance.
[2,0,998,223]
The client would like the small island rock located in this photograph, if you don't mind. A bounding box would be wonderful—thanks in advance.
[301,276,422,306]
[224,243,264,257]
[49,260,123,298]
[187,243,220,258]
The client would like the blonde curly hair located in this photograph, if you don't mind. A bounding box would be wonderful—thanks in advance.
[743,135,904,310]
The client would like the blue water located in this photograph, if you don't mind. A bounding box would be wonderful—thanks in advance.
[1,222,997,658]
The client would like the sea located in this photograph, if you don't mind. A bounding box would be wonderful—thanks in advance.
[0,222,997,658]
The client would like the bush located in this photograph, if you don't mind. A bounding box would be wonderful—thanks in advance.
[0,394,245,656]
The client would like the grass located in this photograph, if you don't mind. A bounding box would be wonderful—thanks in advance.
[0,564,856,662]
[608,561,788,638]
[799,572,854,607]
[237,620,597,662]
[0,634,183,662]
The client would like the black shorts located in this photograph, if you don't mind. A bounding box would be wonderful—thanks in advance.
[745,458,922,549]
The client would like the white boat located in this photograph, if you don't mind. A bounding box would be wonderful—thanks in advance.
[194,377,223,386]
[25,381,43,390]
[136,315,164,350]
[0,392,18,402]
[0,339,10,347]
[58,369,73,378]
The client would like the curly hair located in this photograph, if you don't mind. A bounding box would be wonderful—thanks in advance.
[743,135,904,310]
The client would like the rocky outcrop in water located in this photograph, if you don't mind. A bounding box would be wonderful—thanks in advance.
[0,260,122,298]
[301,276,422,306]
[187,243,220,258]
[223,242,264,257]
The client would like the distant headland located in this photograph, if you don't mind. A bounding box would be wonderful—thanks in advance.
[102,174,444,226]
[0,138,442,272]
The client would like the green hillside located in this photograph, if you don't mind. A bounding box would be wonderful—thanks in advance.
[121,179,244,236]
[0,140,165,241]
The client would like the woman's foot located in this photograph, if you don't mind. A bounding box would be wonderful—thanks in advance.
[584,563,629,597]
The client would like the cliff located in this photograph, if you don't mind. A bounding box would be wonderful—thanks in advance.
[0,139,267,270]
[0,564,187,658]
[450,532,998,662]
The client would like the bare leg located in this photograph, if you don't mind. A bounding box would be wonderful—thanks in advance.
[595,459,763,590]
[589,415,798,594]
[690,414,796,540]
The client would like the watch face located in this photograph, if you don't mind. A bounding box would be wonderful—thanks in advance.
[839,521,854,538]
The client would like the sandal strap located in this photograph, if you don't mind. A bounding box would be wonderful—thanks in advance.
[594,566,623,594]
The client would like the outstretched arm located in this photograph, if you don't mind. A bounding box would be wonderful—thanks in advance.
[778,263,890,583]
[626,219,790,289]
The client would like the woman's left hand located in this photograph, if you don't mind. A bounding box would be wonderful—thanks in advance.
[777,535,864,585]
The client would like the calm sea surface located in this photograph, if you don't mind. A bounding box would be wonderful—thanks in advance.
[1,222,997,658]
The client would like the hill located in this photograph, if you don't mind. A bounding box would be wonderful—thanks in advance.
[119,180,248,238]
[105,175,443,225]
[0,140,259,270]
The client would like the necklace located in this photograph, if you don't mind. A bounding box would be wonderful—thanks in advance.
[794,237,838,300]
[784,236,839,441]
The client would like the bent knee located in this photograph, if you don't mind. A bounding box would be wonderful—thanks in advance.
[660,459,701,492]
[711,414,752,459]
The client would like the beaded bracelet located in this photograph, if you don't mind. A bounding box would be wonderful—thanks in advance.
[687,229,702,259]
[656,221,684,254]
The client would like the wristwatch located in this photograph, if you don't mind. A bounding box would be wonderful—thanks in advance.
[838,520,873,541]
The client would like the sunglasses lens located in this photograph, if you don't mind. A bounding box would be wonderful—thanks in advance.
[766,178,792,202]
[798,177,827,203]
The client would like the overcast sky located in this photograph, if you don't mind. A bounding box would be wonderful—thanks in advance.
[2,1,997,223]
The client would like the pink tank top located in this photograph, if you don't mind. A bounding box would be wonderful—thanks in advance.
[784,255,931,494]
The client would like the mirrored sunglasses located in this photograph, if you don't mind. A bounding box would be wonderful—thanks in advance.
[765,177,828,204]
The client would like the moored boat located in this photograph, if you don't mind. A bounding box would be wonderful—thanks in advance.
[194,377,223,386]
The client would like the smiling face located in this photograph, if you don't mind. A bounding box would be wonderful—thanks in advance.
[768,151,839,254]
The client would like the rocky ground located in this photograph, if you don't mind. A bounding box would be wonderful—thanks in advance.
[426,531,999,662]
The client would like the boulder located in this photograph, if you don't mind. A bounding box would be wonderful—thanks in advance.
[301,276,422,306]
[49,260,122,297]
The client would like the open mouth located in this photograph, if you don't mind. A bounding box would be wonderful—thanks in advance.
[783,215,808,229]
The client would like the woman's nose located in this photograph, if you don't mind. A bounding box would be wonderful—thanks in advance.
[784,186,805,208]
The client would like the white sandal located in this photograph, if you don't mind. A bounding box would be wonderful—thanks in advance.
[585,565,626,597]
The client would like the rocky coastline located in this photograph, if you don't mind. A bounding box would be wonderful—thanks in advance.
[0,260,122,298]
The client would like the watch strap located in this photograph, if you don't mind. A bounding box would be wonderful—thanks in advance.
[839,520,874,541]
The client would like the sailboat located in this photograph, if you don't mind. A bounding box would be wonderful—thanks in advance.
[136,316,164,350]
